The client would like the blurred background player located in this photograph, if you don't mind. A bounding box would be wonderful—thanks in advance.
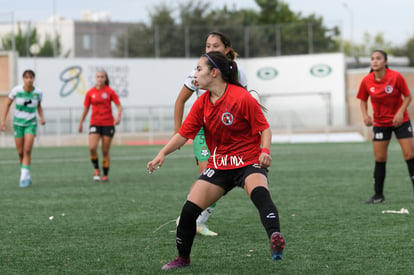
[174,31,247,236]
[1,69,46,188]
[148,51,284,270]
[78,70,122,182]
[357,49,414,203]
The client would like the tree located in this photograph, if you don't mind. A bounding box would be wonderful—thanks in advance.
[115,0,341,58]
[1,25,61,57]
[341,32,393,58]
[393,37,414,66]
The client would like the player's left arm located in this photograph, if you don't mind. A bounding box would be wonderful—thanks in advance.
[259,127,272,168]
[114,103,123,125]
[394,93,411,127]
[37,102,46,125]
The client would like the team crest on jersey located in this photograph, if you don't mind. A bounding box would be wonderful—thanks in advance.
[201,146,209,157]
[370,87,375,93]
[221,112,234,126]
[384,85,393,94]
[102,92,108,99]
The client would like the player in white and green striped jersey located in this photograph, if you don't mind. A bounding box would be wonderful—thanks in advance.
[0,70,46,188]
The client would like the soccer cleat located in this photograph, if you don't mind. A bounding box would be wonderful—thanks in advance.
[93,169,100,181]
[161,256,190,270]
[19,178,32,188]
[364,195,385,204]
[270,232,285,261]
[101,175,109,182]
[196,223,218,236]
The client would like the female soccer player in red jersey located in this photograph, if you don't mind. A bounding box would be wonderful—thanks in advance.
[148,51,285,270]
[174,31,248,236]
[78,70,122,182]
[357,50,414,203]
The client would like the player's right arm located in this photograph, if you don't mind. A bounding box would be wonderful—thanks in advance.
[174,85,193,134]
[360,100,373,126]
[0,98,13,131]
[78,106,90,133]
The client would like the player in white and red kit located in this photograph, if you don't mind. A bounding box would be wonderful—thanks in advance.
[79,70,122,182]
[148,51,285,270]
[357,50,414,203]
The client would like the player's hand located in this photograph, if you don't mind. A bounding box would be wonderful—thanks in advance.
[258,152,272,168]
[78,124,83,133]
[40,118,46,125]
[147,153,165,174]
[393,112,404,127]
[0,122,5,131]
[363,115,373,126]
[114,117,121,125]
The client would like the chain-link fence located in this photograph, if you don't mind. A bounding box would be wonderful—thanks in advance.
[1,20,341,58]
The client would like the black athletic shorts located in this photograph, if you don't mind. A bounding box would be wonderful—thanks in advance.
[372,120,413,141]
[198,164,268,195]
[89,125,115,138]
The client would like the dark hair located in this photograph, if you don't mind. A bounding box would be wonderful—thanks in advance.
[205,31,239,60]
[97,70,110,86]
[203,51,243,88]
[369,49,389,73]
[204,51,267,112]
[22,69,35,78]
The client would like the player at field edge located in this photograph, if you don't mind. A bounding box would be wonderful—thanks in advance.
[148,51,285,270]
[1,69,46,188]
[78,70,122,182]
[174,31,248,236]
[357,49,414,203]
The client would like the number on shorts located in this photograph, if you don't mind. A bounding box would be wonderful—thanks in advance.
[202,168,215,178]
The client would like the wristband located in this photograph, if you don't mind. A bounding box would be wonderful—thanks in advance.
[117,113,122,118]
[261,148,270,155]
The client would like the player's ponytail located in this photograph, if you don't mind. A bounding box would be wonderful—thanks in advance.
[204,51,243,88]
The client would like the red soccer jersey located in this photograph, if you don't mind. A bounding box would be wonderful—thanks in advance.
[179,84,270,170]
[83,85,120,126]
[357,69,410,127]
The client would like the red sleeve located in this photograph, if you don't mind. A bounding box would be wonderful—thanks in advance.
[356,76,369,101]
[242,92,269,135]
[397,73,410,97]
[83,89,92,107]
[178,95,204,139]
[109,86,121,105]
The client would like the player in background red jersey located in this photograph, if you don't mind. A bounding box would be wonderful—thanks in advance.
[357,50,414,203]
[78,70,122,182]
[148,51,285,270]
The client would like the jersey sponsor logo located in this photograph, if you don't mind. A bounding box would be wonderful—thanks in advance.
[212,147,244,168]
[370,87,375,93]
[221,112,234,126]
[23,99,32,106]
[384,85,393,94]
